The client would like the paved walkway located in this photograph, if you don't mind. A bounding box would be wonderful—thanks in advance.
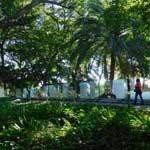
[11,97,150,110]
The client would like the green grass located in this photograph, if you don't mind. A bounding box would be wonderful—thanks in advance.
[0,99,150,150]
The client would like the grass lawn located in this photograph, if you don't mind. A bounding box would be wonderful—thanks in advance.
[0,98,150,150]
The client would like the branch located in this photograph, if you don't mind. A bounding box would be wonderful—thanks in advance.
[0,0,70,28]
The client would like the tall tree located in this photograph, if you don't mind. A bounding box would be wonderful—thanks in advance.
[0,0,74,28]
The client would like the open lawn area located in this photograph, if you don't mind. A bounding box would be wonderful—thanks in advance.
[0,98,150,150]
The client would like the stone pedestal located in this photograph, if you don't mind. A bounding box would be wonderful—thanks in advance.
[23,88,28,98]
[89,81,98,98]
[30,87,38,98]
[79,82,90,98]
[16,89,22,98]
[0,88,5,97]
[63,84,69,98]
[48,85,59,97]
[112,80,127,99]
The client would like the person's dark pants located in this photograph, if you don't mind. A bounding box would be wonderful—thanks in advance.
[134,92,144,105]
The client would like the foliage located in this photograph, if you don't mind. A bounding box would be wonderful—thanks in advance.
[0,100,150,149]
[1,0,150,90]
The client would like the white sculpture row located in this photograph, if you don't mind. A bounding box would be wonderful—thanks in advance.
[1,79,150,100]
[14,81,99,99]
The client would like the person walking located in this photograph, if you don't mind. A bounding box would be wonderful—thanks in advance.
[134,78,144,105]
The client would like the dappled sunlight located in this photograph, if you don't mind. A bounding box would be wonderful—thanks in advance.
[63,108,77,120]
[32,120,73,141]
[1,0,150,149]
[129,110,150,132]
[0,100,150,149]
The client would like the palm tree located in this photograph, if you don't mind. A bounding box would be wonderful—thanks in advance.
[67,0,150,100]
[68,0,132,87]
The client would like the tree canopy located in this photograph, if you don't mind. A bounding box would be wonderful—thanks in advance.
[0,0,150,91]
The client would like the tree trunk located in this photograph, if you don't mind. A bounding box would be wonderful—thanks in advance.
[0,41,7,95]
[0,44,4,67]
[110,53,115,85]
[27,88,31,100]
[71,72,79,101]
[127,78,131,108]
